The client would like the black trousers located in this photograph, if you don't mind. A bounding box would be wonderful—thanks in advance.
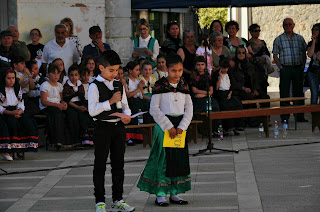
[93,120,126,203]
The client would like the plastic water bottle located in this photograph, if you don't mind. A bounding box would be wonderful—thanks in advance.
[137,109,143,125]
[206,96,212,111]
[274,121,279,138]
[218,125,223,140]
[283,120,288,138]
[258,123,264,138]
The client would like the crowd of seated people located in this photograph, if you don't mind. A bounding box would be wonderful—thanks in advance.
[1,16,319,160]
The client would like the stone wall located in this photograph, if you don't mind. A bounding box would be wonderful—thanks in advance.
[252,4,320,52]
[17,0,106,50]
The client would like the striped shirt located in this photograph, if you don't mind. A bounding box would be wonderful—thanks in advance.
[272,32,307,66]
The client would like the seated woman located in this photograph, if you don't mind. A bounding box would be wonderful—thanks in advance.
[189,56,221,136]
[0,69,38,160]
[229,46,269,127]
[213,56,242,135]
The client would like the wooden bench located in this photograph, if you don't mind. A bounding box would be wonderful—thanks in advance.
[241,97,307,105]
[33,114,202,149]
[201,105,320,140]
[125,120,203,147]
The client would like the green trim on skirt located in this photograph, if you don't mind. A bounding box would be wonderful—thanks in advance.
[137,123,191,196]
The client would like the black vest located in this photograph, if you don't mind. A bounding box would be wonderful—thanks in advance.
[93,80,123,121]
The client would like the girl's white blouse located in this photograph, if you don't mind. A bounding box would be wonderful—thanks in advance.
[127,78,143,99]
[39,81,63,110]
[0,87,25,114]
[150,82,193,132]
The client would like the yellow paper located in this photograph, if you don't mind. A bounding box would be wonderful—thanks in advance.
[163,130,186,148]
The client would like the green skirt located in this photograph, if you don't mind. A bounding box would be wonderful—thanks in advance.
[137,119,191,196]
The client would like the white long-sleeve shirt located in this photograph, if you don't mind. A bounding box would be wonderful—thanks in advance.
[150,82,193,132]
[0,87,25,114]
[88,75,131,122]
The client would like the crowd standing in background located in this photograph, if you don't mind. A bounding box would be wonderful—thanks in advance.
[0,16,319,211]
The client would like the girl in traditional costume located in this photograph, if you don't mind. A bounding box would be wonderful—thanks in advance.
[137,54,193,206]
[0,69,38,160]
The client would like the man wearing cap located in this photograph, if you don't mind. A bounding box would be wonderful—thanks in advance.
[7,25,31,61]
[82,26,111,60]
[0,30,17,72]
[42,24,80,75]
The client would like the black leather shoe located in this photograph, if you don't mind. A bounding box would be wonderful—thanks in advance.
[169,198,188,205]
[233,130,240,136]
[155,199,169,207]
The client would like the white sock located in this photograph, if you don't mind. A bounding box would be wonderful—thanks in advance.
[170,195,183,201]
[156,196,166,203]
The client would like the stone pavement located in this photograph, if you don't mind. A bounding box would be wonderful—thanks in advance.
[0,112,320,212]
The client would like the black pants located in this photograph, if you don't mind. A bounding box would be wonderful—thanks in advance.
[93,120,126,203]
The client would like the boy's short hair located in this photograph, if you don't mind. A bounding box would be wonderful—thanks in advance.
[80,66,90,76]
[11,55,25,66]
[68,64,80,75]
[166,53,182,68]
[97,50,122,68]
[194,56,206,65]
[219,55,230,68]
[141,60,152,70]
[47,63,60,74]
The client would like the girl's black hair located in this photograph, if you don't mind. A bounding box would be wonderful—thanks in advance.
[26,60,37,71]
[52,58,66,76]
[80,56,95,67]
[166,53,182,68]
[124,61,139,73]
[209,20,224,34]
[80,66,90,76]
[157,53,166,61]
[47,63,60,74]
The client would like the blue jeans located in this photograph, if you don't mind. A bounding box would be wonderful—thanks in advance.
[307,70,320,104]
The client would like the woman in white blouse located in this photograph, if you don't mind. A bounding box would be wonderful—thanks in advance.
[137,54,193,207]
[130,19,159,68]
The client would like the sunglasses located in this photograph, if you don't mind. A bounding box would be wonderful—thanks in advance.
[284,23,293,27]
[312,28,319,31]
[139,28,148,31]
[253,30,261,32]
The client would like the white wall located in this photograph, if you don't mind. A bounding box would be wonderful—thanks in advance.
[17,0,106,48]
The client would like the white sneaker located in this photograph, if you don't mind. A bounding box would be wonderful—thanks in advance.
[111,200,135,211]
[95,202,106,212]
[1,153,13,161]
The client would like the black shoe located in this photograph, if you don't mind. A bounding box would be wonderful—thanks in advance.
[297,118,308,122]
[236,127,244,131]
[233,130,240,136]
[169,198,188,205]
[16,153,24,160]
[155,199,169,207]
